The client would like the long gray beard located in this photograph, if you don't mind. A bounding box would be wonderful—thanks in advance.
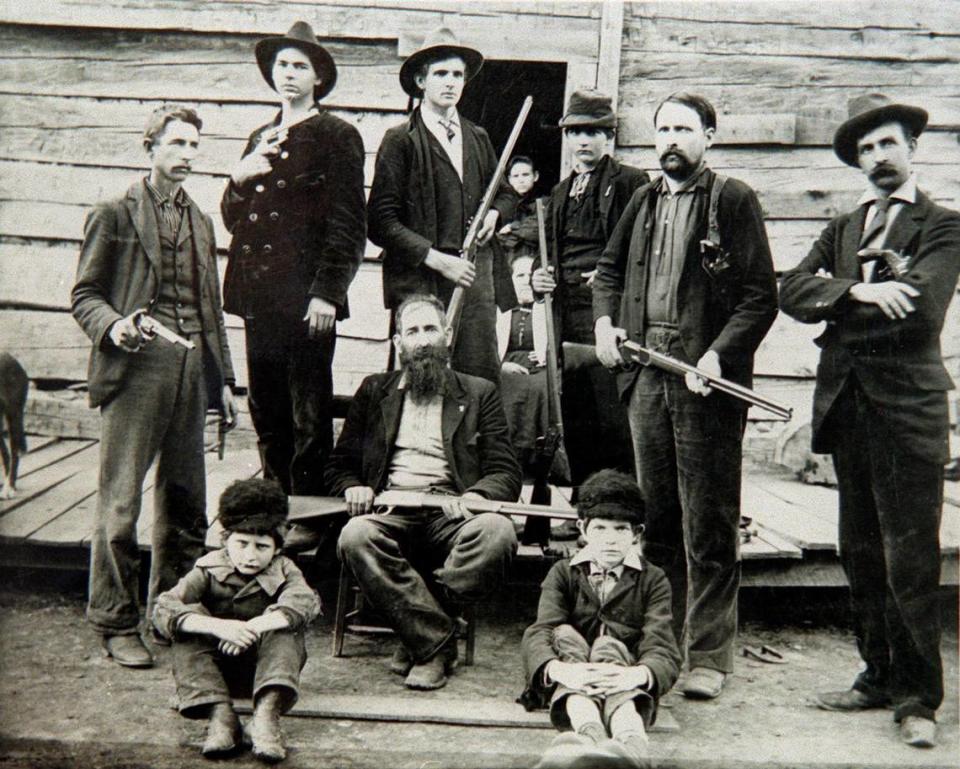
[399,344,450,403]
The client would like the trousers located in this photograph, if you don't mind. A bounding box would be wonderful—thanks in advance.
[338,508,517,661]
[245,313,335,495]
[88,338,207,635]
[172,629,307,718]
[549,624,655,730]
[829,378,944,722]
[627,328,744,673]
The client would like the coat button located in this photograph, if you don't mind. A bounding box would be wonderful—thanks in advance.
[269,211,279,222]
[241,245,251,255]
[276,179,287,189]
[280,151,290,160]
[248,212,258,222]
[255,184,265,193]
[262,244,273,254]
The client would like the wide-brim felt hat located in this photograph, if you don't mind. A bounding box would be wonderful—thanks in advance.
[255,21,338,101]
[399,27,483,97]
[833,93,927,167]
[558,89,617,129]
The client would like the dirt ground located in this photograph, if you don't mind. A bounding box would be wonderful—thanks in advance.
[0,577,956,769]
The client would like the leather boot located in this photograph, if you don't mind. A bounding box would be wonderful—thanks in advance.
[404,638,458,690]
[202,702,240,758]
[246,689,286,763]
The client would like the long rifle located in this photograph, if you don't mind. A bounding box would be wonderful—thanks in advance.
[287,491,577,523]
[445,96,534,348]
[522,198,571,545]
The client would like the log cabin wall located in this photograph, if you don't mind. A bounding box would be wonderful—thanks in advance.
[0,1,957,447]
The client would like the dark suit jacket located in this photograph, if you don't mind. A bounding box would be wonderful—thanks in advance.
[368,109,517,310]
[520,557,681,707]
[71,181,234,409]
[779,190,960,462]
[545,156,649,336]
[220,110,366,321]
[592,169,778,398]
[325,369,522,501]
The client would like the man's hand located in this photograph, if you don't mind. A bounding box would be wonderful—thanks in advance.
[686,350,721,396]
[424,249,476,288]
[221,386,238,428]
[440,491,483,521]
[594,317,626,368]
[849,281,920,320]
[210,619,258,652]
[231,140,278,187]
[546,660,620,695]
[501,361,530,376]
[304,297,337,337]
[531,266,557,295]
[344,486,375,517]
[590,664,651,695]
[476,209,500,246]
[108,312,148,353]
[581,269,597,287]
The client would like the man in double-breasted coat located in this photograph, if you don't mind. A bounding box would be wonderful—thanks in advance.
[780,94,960,748]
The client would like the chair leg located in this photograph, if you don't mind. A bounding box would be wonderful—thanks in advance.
[463,606,476,667]
[332,561,351,657]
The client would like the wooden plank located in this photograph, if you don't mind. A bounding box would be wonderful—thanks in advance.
[16,437,94,478]
[621,113,797,147]
[0,308,391,393]
[595,0,624,110]
[235,692,679,732]
[741,476,839,551]
[0,441,98,526]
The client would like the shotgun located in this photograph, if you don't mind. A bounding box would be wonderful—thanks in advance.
[446,96,534,348]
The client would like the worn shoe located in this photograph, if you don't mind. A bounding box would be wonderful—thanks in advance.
[201,703,240,758]
[389,644,413,676]
[682,667,725,699]
[900,716,936,748]
[404,640,458,690]
[100,634,154,668]
[598,737,652,769]
[815,688,890,712]
[533,733,611,769]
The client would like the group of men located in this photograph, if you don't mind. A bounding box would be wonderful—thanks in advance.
[71,20,956,749]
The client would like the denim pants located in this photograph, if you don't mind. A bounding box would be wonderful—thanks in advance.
[88,338,207,635]
[172,629,307,718]
[627,329,744,673]
[549,624,656,730]
[245,314,335,496]
[338,508,517,662]
[830,379,944,722]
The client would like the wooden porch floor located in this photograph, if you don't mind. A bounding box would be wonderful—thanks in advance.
[1,436,958,587]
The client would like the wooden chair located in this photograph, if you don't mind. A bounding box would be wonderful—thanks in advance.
[332,561,476,666]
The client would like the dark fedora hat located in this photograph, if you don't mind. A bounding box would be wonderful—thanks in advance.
[833,93,927,167]
[399,27,483,97]
[255,21,338,101]
[558,89,617,129]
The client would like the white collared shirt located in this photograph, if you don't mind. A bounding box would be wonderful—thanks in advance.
[422,105,463,180]
[858,174,917,281]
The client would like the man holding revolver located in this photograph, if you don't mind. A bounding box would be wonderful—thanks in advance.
[329,295,520,691]
[72,104,237,668]
[780,94,959,748]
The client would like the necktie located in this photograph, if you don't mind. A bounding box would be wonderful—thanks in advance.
[439,118,456,143]
[569,172,591,200]
[859,196,890,248]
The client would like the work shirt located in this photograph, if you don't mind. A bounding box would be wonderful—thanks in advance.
[153,548,321,640]
[386,381,456,493]
[422,106,463,180]
[645,165,708,326]
[857,174,917,282]
[145,178,202,334]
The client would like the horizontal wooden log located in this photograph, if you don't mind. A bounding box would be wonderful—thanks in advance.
[0,238,390,339]
[620,112,797,146]
[625,5,960,61]
[0,309,390,393]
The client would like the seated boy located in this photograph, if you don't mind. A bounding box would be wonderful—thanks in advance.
[520,470,681,769]
[153,478,320,762]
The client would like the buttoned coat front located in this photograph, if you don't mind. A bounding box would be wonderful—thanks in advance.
[71,181,235,409]
[220,110,366,321]
[324,369,521,502]
[779,191,960,462]
[592,169,778,399]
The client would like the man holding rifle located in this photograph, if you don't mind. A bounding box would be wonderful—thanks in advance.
[368,27,517,385]
[592,93,778,700]
[72,105,237,668]
[329,294,520,691]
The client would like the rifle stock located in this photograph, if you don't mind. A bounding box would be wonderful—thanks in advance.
[446,96,534,347]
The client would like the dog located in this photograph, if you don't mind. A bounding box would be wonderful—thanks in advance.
[0,353,28,500]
